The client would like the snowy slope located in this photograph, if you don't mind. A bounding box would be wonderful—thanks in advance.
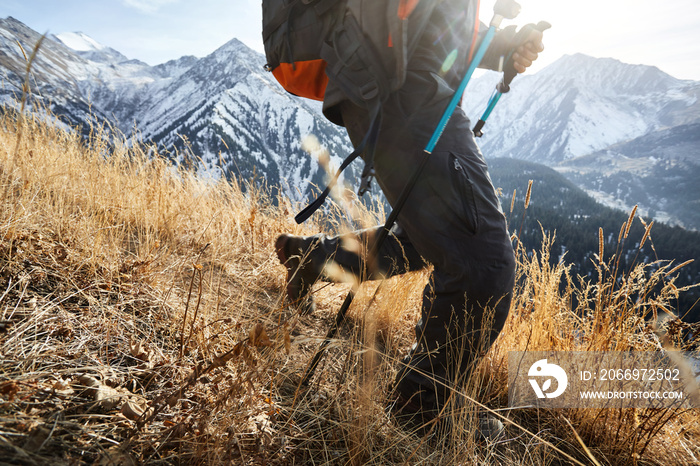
[53,31,129,64]
[0,17,110,129]
[133,38,354,199]
[463,54,700,164]
[0,17,354,204]
[2,17,699,225]
[558,123,700,230]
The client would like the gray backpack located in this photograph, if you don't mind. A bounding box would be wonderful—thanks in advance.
[263,0,439,107]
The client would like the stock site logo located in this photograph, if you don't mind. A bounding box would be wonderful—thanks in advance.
[528,359,568,399]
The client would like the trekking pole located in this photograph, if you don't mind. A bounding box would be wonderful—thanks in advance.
[300,0,522,387]
[472,20,551,137]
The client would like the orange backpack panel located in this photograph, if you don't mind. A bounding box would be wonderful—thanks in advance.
[271,59,329,101]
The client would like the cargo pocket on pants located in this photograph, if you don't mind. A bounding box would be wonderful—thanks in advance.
[449,154,480,235]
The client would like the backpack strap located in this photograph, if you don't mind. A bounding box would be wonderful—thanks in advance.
[295,105,382,224]
[296,5,392,219]
[321,10,392,110]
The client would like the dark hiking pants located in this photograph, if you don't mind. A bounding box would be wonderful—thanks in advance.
[295,94,516,411]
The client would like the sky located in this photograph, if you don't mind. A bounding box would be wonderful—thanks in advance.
[2,0,700,81]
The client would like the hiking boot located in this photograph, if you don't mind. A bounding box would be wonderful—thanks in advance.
[388,390,505,442]
[478,412,505,442]
[387,390,442,437]
[275,234,317,315]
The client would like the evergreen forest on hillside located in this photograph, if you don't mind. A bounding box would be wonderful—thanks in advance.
[488,157,700,322]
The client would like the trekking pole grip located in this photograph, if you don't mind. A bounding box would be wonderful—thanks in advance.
[500,20,551,92]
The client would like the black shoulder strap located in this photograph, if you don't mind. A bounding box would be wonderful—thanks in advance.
[295,106,381,224]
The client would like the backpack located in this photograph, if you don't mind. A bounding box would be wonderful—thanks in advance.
[262,0,342,101]
[263,0,439,106]
[262,0,441,222]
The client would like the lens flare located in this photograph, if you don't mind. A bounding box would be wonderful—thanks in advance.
[441,48,459,74]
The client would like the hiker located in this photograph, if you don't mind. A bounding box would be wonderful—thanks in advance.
[274,0,544,434]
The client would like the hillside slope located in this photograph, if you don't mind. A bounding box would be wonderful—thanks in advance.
[1,103,699,464]
[489,157,700,321]
[557,123,700,230]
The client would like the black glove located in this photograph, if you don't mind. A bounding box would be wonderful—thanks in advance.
[501,22,550,89]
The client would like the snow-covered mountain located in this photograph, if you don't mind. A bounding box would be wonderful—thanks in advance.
[0,17,354,204]
[1,17,110,129]
[463,53,700,164]
[129,38,353,193]
[2,17,699,227]
[463,54,700,229]
[53,31,130,65]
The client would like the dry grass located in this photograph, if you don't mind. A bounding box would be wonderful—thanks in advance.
[1,103,699,465]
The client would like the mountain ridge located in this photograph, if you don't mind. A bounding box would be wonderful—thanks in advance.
[0,19,355,204]
[463,53,700,164]
[1,17,699,227]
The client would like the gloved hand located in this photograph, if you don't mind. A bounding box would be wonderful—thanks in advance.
[507,22,547,75]
[480,22,546,76]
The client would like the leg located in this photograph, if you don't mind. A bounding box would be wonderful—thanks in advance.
[364,106,516,418]
[393,267,513,412]
[276,224,426,313]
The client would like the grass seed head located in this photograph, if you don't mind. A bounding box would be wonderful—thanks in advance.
[624,204,638,238]
[524,180,533,209]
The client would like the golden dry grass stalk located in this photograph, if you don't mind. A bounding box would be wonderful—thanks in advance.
[624,205,638,239]
[524,180,533,210]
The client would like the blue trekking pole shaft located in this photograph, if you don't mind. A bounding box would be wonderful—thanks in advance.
[480,89,502,122]
[472,88,502,137]
[425,26,497,153]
